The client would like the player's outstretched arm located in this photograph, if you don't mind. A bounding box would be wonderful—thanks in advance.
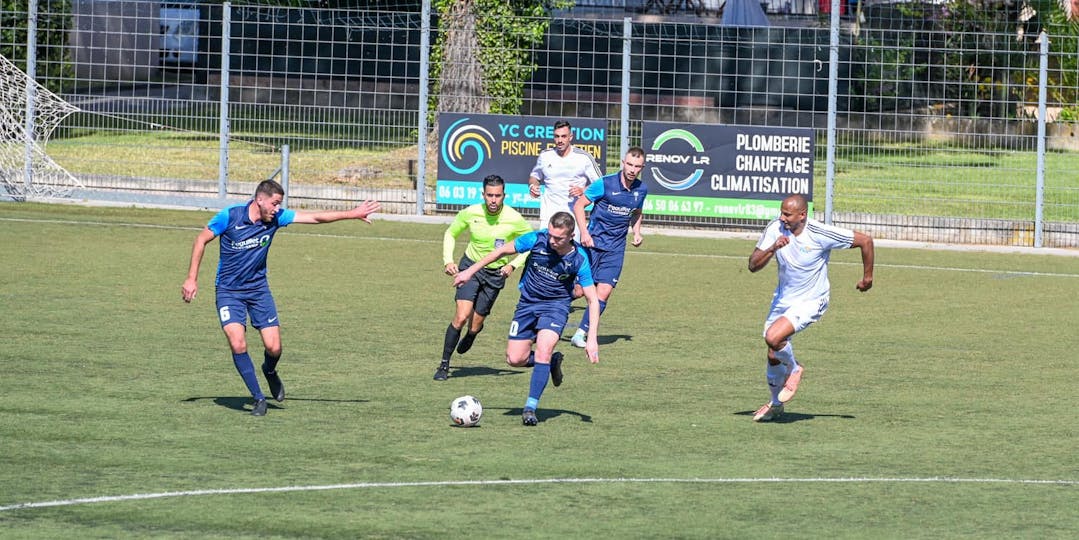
[572,194,594,247]
[292,200,381,224]
[580,284,601,363]
[182,227,216,303]
[852,231,874,291]
[452,242,518,287]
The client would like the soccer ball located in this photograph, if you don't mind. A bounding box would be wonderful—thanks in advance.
[450,395,483,427]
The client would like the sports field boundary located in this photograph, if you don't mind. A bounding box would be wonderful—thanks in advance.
[2,476,1076,513]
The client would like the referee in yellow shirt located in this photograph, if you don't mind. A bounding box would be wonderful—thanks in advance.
[435,175,534,381]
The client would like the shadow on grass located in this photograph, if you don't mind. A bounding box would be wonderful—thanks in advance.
[558,334,633,346]
[182,396,368,413]
[499,407,593,424]
[733,410,856,423]
[447,366,523,378]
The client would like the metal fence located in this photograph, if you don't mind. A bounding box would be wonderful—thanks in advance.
[2,0,1077,247]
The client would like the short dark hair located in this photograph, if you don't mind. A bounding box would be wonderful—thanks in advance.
[255,180,284,198]
[553,120,571,131]
[626,146,645,160]
[549,211,575,233]
[482,174,505,189]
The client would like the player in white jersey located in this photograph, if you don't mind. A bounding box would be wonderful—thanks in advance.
[747,194,874,422]
[528,120,603,241]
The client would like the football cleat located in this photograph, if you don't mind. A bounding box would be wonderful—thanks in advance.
[262,365,285,402]
[456,332,477,354]
[251,399,268,417]
[522,409,538,426]
[550,351,564,387]
[752,402,783,422]
[570,328,586,349]
[778,365,804,403]
[433,363,450,381]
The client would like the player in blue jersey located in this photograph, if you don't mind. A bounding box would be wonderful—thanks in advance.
[181,180,380,416]
[453,212,601,426]
[568,147,648,348]
[747,194,874,422]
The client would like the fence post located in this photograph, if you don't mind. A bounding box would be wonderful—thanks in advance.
[24,0,39,197]
[218,2,232,200]
[824,0,841,224]
[281,144,290,209]
[416,0,433,215]
[620,17,632,158]
[1035,31,1048,248]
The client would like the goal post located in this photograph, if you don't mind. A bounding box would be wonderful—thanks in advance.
[0,53,83,201]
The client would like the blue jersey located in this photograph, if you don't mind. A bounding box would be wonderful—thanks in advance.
[207,202,296,291]
[514,230,594,304]
[583,172,647,252]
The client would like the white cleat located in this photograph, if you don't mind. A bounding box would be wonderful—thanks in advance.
[570,329,587,348]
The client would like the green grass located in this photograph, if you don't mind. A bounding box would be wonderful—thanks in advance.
[1,202,1078,538]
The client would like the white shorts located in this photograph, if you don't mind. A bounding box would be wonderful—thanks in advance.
[763,296,829,337]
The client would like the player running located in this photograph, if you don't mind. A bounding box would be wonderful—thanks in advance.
[453,212,600,426]
[747,194,874,422]
[568,146,648,347]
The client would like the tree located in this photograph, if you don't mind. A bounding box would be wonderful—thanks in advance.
[429,0,573,116]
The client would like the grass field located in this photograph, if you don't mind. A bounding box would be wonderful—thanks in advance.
[1,201,1078,538]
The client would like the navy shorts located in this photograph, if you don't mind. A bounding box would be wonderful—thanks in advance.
[216,288,280,330]
[454,256,507,317]
[587,248,625,287]
[507,300,570,341]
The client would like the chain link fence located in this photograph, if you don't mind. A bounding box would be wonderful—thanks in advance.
[2,0,1077,246]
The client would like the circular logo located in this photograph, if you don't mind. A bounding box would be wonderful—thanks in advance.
[441,118,495,175]
[649,129,705,191]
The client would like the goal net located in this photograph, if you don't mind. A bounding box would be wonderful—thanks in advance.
[0,54,83,200]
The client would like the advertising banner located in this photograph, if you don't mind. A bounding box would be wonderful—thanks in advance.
[437,113,608,210]
[642,122,816,220]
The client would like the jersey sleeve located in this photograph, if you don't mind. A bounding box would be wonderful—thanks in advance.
[206,208,231,236]
[575,246,595,288]
[514,231,540,253]
[756,219,782,250]
[442,209,470,264]
[583,179,605,202]
[506,215,534,268]
[584,154,602,183]
[277,208,296,227]
[530,155,545,181]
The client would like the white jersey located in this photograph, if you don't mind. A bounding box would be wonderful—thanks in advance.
[530,146,602,231]
[756,217,854,307]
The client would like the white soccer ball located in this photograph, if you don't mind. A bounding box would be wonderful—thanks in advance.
[450,395,483,427]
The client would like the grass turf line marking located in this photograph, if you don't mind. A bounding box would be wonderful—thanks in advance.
[3,216,1078,278]
[1,477,1075,512]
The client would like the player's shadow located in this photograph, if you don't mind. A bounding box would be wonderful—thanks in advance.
[448,366,523,378]
[182,396,368,413]
[559,334,633,346]
[503,407,593,424]
[733,410,855,423]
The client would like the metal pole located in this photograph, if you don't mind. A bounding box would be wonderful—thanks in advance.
[415,0,432,215]
[218,2,231,200]
[1034,31,1049,248]
[24,0,40,197]
[620,17,632,159]
[823,0,840,224]
[281,144,290,209]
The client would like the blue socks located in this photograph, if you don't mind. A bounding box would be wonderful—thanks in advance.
[232,352,264,400]
[578,300,607,332]
[525,363,550,411]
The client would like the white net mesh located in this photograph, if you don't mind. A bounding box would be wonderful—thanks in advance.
[0,54,82,200]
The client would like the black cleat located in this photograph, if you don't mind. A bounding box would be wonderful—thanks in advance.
[433,362,450,381]
[262,365,285,402]
[456,332,478,355]
[550,351,564,387]
[522,409,538,426]
[251,399,268,416]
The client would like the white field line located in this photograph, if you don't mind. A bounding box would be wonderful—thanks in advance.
[2,216,1078,278]
[1,476,1075,512]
